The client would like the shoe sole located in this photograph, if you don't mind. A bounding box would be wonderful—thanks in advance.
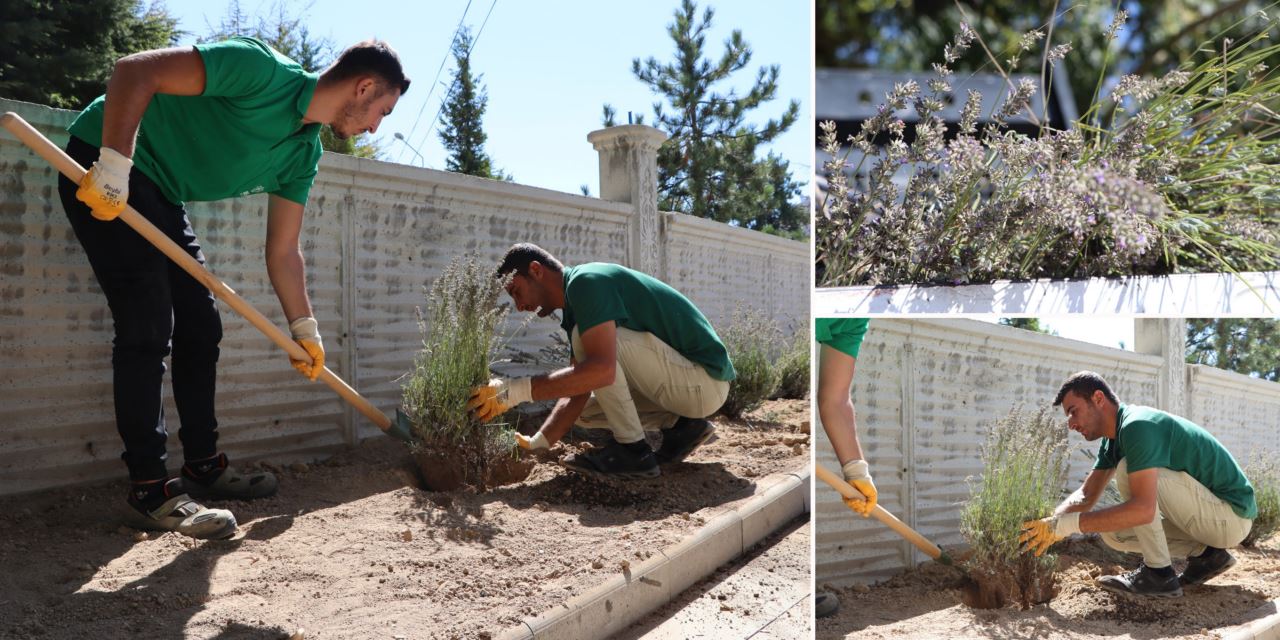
[121,508,238,540]
[1097,581,1183,598]
[656,426,718,465]
[1180,555,1237,586]
[560,459,661,481]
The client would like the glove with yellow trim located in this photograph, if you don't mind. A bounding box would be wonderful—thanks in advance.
[842,459,877,517]
[1018,513,1081,556]
[467,377,532,422]
[288,317,324,381]
[76,147,132,221]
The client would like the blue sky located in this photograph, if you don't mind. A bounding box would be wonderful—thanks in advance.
[168,0,812,196]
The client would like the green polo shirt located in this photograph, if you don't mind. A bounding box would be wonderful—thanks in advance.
[68,36,323,206]
[1094,404,1256,519]
[815,318,868,358]
[558,263,736,382]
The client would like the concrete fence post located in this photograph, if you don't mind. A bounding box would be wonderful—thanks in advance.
[586,125,669,278]
[1135,318,1188,416]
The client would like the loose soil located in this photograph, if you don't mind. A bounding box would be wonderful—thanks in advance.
[818,535,1280,639]
[0,399,809,640]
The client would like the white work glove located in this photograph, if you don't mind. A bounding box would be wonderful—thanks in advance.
[515,431,550,451]
[842,459,877,517]
[288,316,325,381]
[467,377,532,422]
[76,147,132,221]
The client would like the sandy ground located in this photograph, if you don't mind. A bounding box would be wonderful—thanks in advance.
[616,516,812,639]
[818,534,1280,640]
[0,399,809,640]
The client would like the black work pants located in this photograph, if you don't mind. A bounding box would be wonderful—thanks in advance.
[58,136,222,482]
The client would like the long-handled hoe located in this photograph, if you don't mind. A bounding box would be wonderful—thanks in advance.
[1,112,417,442]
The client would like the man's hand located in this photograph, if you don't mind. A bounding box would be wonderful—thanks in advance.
[467,377,532,422]
[515,432,549,451]
[288,317,324,381]
[842,459,877,517]
[76,147,132,221]
[1019,513,1081,556]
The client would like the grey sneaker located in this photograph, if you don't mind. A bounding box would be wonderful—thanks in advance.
[1180,547,1236,585]
[182,453,278,500]
[124,478,237,540]
[816,590,840,618]
[655,417,716,465]
[1097,564,1183,598]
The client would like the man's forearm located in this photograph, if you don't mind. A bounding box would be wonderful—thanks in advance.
[1078,500,1156,533]
[528,360,614,401]
[1054,487,1095,516]
[538,394,590,444]
[266,249,313,322]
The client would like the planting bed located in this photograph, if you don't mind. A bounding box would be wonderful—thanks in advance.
[818,535,1280,639]
[0,399,809,640]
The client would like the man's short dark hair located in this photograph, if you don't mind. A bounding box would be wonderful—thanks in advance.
[1053,371,1119,407]
[498,243,563,277]
[326,39,410,95]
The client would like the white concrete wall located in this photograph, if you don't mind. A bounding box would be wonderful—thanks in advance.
[815,319,1280,588]
[0,98,808,496]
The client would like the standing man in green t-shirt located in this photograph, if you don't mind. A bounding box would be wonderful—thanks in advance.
[467,243,736,480]
[814,318,874,619]
[1019,371,1256,597]
[59,37,410,539]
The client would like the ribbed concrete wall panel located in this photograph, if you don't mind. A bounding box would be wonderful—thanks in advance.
[663,212,809,330]
[1187,365,1280,463]
[815,319,1280,588]
[1,99,806,494]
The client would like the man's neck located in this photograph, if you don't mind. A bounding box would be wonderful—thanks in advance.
[302,75,342,125]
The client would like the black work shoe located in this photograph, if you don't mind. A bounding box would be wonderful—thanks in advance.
[1097,564,1183,598]
[1180,547,1236,585]
[655,417,716,465]
[182,453,278,500]
[563,440,660,480]
[815,590,840,618]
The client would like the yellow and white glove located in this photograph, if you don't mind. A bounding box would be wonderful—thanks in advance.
[1018,513,1081,556]
[842,459,877,517]
[467,377,532,422]
[288,316,324,381]
[76,147,132,221]
[515,431,550,451]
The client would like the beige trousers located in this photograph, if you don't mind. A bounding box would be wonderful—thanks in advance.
[572,326,730,444]
[1100,459,1254,568]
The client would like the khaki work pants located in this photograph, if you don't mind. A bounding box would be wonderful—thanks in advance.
[1100,459,1254,568]
[572,326,730,444]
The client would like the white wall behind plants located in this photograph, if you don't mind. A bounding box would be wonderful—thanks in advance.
[815,319,1280,587]
[0,98,808,496]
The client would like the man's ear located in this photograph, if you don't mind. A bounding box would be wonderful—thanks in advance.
[1092,389,1107,407]
[355,76,377,99]
[528,260,543,280]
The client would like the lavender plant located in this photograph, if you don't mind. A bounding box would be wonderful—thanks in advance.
[1243,453,1279,547]
[401,254,515,456]
[719,305,784,419]
[819,9,1280,286]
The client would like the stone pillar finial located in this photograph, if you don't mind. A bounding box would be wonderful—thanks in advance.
[587,125,668,277]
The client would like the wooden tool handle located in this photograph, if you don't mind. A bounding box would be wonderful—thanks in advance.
[1,112,392,431]
[816,463,946,562]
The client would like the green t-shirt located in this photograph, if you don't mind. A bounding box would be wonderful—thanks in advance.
[68,37,323,206]
[815,318,869,358]
[558,263,736,382]
[1094,404,1257,519]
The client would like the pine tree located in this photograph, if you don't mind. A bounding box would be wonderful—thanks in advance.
[439,27,507,180]
[1186,319,1280,381]
[0,0,181,109]
[615,0,803,234]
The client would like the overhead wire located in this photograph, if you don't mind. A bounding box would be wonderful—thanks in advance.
[395,0,475,164]
[412,0,499,159]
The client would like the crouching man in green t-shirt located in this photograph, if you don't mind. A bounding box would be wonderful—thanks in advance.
[467,243,737,480]
[59,37,410,539]
[1019,371,1256,598]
